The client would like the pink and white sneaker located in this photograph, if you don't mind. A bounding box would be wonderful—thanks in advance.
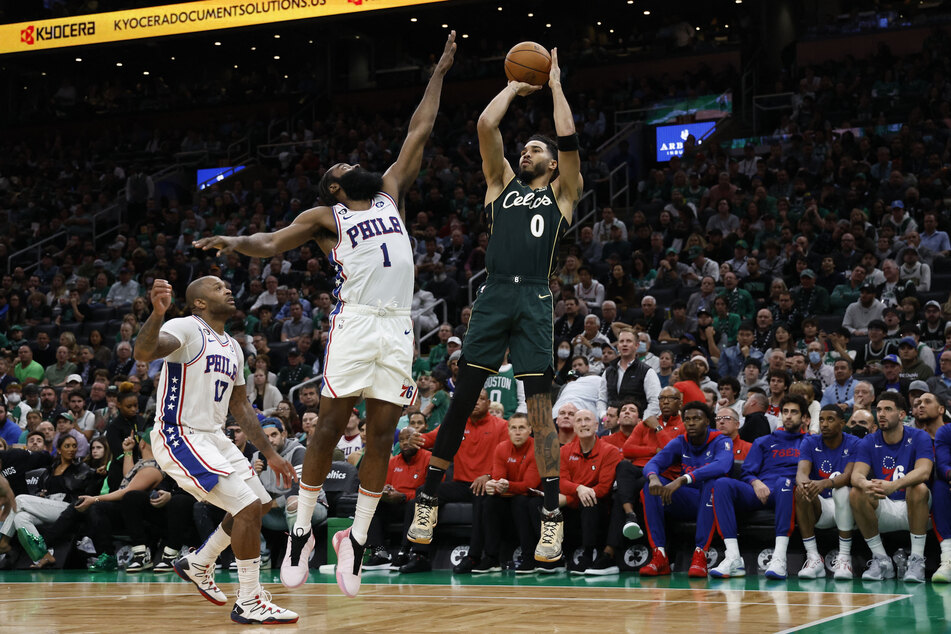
[332,528,367,598]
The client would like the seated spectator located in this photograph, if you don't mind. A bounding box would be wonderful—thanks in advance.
[897,336,934,382]
[686,276,718,318]
[105,268,140,307]
[276,347,314,395]
[899,246,930,291]
[792,269,830,318]
[253,418,318,536]
[602,399,639,450]
[843,281,884,335]
[830,265,868,315]
[720,271,755,320]
[740,391,776,441]
[14,345,44,385]
[673,360,706,405]
[853,319,894,373]
[51,412,90,459]
[247,368,283,416]
[659,300,697,343]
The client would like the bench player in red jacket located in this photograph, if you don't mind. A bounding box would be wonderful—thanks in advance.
[400,390,507,573]
[477,413,542,573]
[559,409,622,574]
[362,427,431,570]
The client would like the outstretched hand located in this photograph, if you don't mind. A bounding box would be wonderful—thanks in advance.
[508,80,542,97]
[193,235,235,255]
[434,30,457,76]
[548,47,561,88]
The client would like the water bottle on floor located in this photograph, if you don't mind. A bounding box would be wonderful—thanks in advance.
[893,548,907,578]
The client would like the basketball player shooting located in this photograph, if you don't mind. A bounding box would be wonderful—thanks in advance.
[407,47,583,568]
[193,31,456,597]
[135,277,299,625]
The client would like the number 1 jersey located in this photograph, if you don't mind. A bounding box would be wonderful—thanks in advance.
[329,192,414,309]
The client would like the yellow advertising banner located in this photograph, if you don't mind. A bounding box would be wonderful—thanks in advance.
[0,0,448,55]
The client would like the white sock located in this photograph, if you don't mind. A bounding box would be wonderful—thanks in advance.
[657,546,666,556]
[293,482,323,535]
[724,538,740,560]
[839,536,852,558]
[941,539,951,560]
[773,536,789,561]
[194,525,231,566]
[911,533,927,558]
[236,557,261,598]
[802,536,819,558]
[351,487,382,546]
[866,534,887,558]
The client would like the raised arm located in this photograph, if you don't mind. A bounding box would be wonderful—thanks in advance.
[382,31,456,206]
[193,206,335,257]
[133,279,182,363]
[478,82,539,201]
[548,48,583,224]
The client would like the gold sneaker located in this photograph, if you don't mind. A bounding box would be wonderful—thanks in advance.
[534,509,564,562]
[407,493,439,545]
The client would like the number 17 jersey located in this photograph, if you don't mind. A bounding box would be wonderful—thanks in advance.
[329,192,414,309]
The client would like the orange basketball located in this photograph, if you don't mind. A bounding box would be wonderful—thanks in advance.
[504,41,551,86]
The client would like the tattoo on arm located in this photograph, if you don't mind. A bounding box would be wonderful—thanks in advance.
[527,393,559,477]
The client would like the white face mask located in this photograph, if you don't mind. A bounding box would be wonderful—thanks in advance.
[5,393,19,406]
[591,347,603,359]
[557,348,571,360]
[637,342,648,354]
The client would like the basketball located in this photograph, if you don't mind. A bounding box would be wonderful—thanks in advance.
[504,41,552,86]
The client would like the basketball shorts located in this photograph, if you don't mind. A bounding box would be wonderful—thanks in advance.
[463,275,553,376]
[321,303,418,405]
[814,494,854,530]
[874,492,933,533]
[151,426,269,516]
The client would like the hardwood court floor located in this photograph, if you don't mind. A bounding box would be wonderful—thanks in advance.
[0,569,941,633]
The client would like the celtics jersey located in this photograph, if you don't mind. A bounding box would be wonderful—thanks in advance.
[484,364,524,419]
[485,177,568,279]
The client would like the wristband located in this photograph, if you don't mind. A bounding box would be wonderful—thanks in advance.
[683,474,693,485]
[557,133,579,152]
[123,451,133,457]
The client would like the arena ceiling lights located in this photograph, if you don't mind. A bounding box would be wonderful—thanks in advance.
[0,0,449,55]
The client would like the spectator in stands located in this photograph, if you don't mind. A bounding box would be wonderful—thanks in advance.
[75,430,163,571]
[254,418,314,535]
[719,322,763,379]
[66,388,95,441]
[899,246,931,291]
[276,347,313,395]
[843,281,884,336]
[920,211,951,257]
[638,295,664,341]
[602,329,661,420]
[927,350,951,409]
[659,300,696,343]
[686,276,717,317]
[0,402,19,447]
[571,315,610,361]
[919,301,947,353]
[44,346,77,388]
[574,266,604,312]
[897,337,934,381]
[876,259,915,308]
[14,345,44,385]
[280,301,314,344]
[105,268,140,307]
[248,368,283,416]
[592,207,626,244]
[740,391,775,441]
[752,309,775,353]
[831,265,868,315]
[478,413,541,573]
[792,269,830,318]
[687,246,719,285]
[52,411,89,459]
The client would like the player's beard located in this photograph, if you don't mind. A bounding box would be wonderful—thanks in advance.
[518,160,546,183]
[338,168,384,202]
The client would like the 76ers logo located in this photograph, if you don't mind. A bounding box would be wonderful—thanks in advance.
[400,384,414,399]
[881,455,905,480]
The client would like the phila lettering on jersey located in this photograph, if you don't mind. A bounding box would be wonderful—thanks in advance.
[327,192,414,309]
[154,315,246,434]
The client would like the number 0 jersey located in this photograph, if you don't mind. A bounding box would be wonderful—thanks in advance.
[154,315,245,433]
[329,192,414,309]
[485,177,568,279]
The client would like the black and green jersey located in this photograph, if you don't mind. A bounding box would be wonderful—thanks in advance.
[485,177,568,279]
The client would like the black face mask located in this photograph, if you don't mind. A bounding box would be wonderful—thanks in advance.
[338,168,384,202]
[846,425,869,439]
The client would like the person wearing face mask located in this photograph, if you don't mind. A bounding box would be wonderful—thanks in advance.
[804,341,834,392]
[634,332,660,373]
[553,338,573,386]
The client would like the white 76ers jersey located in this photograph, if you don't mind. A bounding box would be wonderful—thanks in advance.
[154,315,245,433]
[329,192,414,309]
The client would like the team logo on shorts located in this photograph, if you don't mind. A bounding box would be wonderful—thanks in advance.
[400,384,414,399]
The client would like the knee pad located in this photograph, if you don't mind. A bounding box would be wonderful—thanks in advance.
[520,369,554,397]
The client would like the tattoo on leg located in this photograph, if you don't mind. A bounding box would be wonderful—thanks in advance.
[527,393,559,477]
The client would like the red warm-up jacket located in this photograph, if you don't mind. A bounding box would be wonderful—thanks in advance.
[386,448,431,501]
[421,414,508,482]
[559,437,622,508]
[491,437,541,496]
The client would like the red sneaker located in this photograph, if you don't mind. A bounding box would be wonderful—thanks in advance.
[639,548,671,576]
[688,548,708,578]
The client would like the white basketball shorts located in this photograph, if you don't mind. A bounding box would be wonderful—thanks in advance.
[321,303,418,406]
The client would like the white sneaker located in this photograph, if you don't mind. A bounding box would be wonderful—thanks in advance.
[709,556,746,578]
[862,554,895,581]
[333,528,366,598]
[931,558,951,583]
[833,556,853,580]
[280,528,314,589]
[764,557,787,580]
[174,551,228,605]
[798,554,826,579]
[230,588,299,625]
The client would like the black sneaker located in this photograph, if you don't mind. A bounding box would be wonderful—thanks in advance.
[622,512,643,540]
[515,558,537,574]
[362,547,392,571]
[472,555,501,574]
[585,552,620,576]
[536,558,566,574]
[569,555,592,575]
[399,552,432,574]
[126,548,153,572]
[453,554,476,574]
[153,548,178,573]
[390,551,410,571]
